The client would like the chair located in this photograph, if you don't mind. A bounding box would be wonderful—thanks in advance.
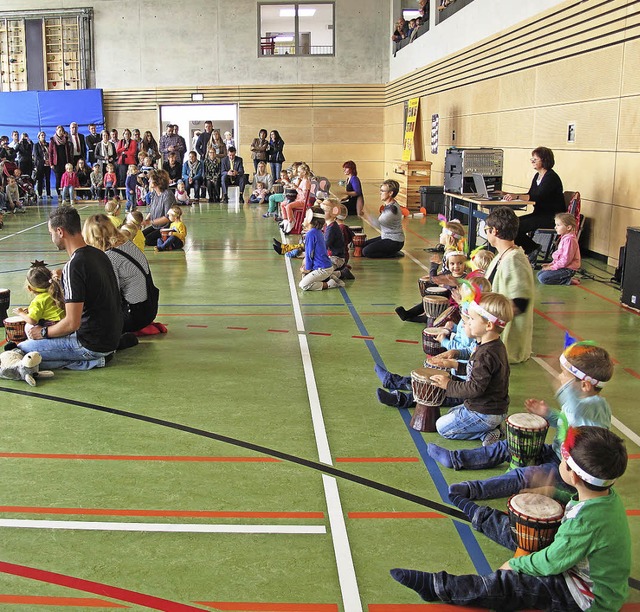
[532,191,582,263]
[260,36,275,56]
[291,180,317,235]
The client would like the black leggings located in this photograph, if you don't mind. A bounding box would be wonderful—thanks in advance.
[362,237,404,258]
[515,212,556,254]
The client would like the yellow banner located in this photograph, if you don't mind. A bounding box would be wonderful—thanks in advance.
[402,97,420,162]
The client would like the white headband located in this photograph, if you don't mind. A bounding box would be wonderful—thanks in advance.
[445,250,466,260]
[468,301,506,327]
[559,353,607,388]
[442,227,464,239]
[565,453,616,487]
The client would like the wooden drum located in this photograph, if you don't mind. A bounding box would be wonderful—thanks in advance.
[353,233,367,257]
[422,328,446,357]
[417,275,433,297]
[0,288,9,323]
[410,367,447,432]
[3,315,26,343]
[506,413,549,470]
[160,228,173,243]
[422,295,449,319]
[508,493,564,557]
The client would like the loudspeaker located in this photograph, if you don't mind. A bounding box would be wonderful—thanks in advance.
[621,227,640,309]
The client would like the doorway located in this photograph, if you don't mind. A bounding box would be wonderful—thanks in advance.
[159,104,237,160]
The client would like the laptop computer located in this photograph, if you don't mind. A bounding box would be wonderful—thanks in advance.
[471,173,502,201]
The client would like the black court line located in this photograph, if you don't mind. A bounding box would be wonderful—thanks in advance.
[3,385,639,593]
[0,386,466,521]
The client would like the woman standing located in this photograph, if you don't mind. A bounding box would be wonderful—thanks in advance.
[48,125,72,197]
[341,160,364,216]
[503,146,565,259]
[33,131,52,199]
[142,169,176,246]
[267,130,285,180]
[116,129,138,196]
[361,179,405,258]
[140,130,159,164]
[83,214,157,333]
[94,130,116,169]
[250,129,269,172]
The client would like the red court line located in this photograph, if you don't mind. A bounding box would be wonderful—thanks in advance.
[0,453,280,462]
[624,368,640,380]
[396,339,420,344]
[0,561,206,611]
[349,512,446,519]
[627,510,640,516]
[308,332,332,336]
[533,309,582,337]
[0,506,324,519]
[196,604,338,612]
[267,329,289,333]
[629,454,640,459]
[577,284,640,316]
[0,594,127,607]
[404,226,432,245]
[335,457,420,463]
[227,326,249,330]
[352,335,374,340]
[186,325,208,328]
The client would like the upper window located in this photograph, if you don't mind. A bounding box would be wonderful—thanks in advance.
[259,3,334,57]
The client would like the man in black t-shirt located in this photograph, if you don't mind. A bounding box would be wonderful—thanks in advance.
[18,207,123,370]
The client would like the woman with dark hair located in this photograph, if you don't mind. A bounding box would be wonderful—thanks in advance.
[341,160,364,216]
[250,129,269,172]
[33,131,52,199]
[48,125,72,197]
[116,129,138,196]
[142,169,176,246]
[140,131,159,164]
[503,146,565,259]
[267,130,285,180]
[361,179,405,258]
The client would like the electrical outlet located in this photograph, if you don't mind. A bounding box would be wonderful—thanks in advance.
[632,295,637,305]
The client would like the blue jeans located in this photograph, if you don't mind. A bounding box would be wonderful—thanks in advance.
[537,268,575,285]
[464,446,575,500]
[126,190,136,211]
[436,403,505,441]
[61,186,75,202]
[156,235,184,251]
[18,333,111,370]
[270,162,282,181]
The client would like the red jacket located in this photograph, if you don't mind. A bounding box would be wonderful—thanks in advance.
[116,139,138,165]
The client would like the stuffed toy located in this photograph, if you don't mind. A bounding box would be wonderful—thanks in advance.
[0,349,54,386]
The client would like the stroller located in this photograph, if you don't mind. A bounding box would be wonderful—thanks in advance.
[1,160,37,205]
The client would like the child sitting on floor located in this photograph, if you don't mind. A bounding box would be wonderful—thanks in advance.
[155,205,187,252]
[432,338,613,502]
[392,426,631,611]
[537,212,581,286]
[249,180,270,204]
[321,198,354,281]
[125,210,145,251]
[105,199,122,228]
[174,179,190,206]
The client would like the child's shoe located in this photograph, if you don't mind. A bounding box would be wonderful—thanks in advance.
[285,248,301,258]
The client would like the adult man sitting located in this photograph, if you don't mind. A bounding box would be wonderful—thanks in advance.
[221,146,246,203]
[17,207,123,370]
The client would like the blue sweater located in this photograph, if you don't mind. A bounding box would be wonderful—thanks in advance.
[304,227,332,271]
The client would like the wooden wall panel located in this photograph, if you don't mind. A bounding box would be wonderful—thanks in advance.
[497,68,537,112]
[621,38,640,96]
[617,96,640,152]
[555,151,616,203]
[613,152,640,210]
[311,144,384,162]
[496,111,535,149]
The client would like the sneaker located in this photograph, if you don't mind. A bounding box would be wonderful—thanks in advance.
[528,245,542,267]
[327,278,345,288]
[154,246,160,252]
[262,212,272,218]
[239,196,245,203]
[482,427,502,446]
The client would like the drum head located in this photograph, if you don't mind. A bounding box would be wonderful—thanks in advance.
[433,305,457,327]
[423,327,448,336]
[411,367,444,382]
[422,295,448,305]
[507,413,548,430]
[509,493,563,520]
[426,286,448,295]
[4,316,23,324]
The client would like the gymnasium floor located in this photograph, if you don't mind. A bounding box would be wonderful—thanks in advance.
[0,189,638,611]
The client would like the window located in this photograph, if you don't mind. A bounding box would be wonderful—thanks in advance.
[259,3,334,56]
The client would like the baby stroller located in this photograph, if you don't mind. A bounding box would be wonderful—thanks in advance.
[16,174,37,205]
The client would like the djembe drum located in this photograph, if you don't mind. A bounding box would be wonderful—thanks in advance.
[426,286,450,299]
[423,295,449,320]
[422,327,446,357]
[508,493,564,557]
[3,316,26,343]
[353,233,367,257]
[0,288,9,324]
[432,305,457,328]
[410,367,447,432]
[506,413,549,470]
[160,228,173,243]
[417,275,433,297]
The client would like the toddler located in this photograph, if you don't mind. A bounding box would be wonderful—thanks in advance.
[125,164,139,212]
[155,205,187,252]
[538,212,581,285]
[249,181,269,204]
[126,210,145,251]
[320,198,354,281]
[393,426,631,611]
[103,163,117,202]
[4,176,24,212]
[90,164,103,200]
[10,261,65,345]
[174,179,190,206]
[60,163,79,203]
[105,199,122,228]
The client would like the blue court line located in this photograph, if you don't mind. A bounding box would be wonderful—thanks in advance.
[339,287,493,575]
[158,303,345,308]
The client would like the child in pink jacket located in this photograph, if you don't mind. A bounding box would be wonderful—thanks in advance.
[537,212,581,285]
[59,163,79,203]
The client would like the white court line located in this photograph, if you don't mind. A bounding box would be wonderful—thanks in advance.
[532,355,640,447]
[0,205,92,242]
[0,519,326,534]
[283,249,363,612]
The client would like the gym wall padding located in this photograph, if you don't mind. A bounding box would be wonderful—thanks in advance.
[0,89,104,138]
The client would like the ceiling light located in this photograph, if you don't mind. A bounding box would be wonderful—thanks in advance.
[191,93,204,101]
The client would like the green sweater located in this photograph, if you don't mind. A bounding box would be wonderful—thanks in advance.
[510,489,630,611]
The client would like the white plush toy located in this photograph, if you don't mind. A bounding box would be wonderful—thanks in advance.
[0,349,54,386]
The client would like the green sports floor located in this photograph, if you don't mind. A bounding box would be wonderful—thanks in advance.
[0,189,639,612]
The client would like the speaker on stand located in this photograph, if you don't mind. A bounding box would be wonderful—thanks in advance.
[621,227,640,310]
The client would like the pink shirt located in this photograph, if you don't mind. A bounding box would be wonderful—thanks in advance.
[60,171,79,188]
[550,232,580,270]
